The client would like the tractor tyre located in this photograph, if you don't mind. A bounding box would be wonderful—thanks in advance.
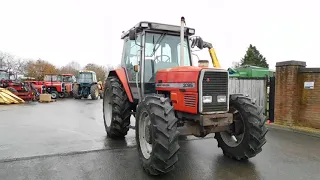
[90,84,99,100]
[103,76,132,138]
[136,94,180,176]
[99,90,104,99]
[58,92,65,98]
[51,91,59,99]
[72,84,81,99]
[7,87,18,93]
[214,94,268,161]
[64,92,70,98]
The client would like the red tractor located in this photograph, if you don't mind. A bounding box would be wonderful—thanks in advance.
[43,74,66,99]
[0,69,40,101]
[103,18,268,176]
[20,77,45,94]
[61,73,76,98]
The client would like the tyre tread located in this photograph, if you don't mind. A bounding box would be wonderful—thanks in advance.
[215,94,268,160]
[136,94,180,176]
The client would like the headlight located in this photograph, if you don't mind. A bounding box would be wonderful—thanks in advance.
[217,95,226,103]
[203,96,212,103]
[140,22,149,28]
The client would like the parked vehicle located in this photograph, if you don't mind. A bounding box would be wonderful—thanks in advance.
[61,74,76,98]
[0,69,39,101]
[103,18,268,175]
[72,70,102,100]
[43,74,66,99]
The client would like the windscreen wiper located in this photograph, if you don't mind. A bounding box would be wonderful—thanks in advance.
[150,33,167,57]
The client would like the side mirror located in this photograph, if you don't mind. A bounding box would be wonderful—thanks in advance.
[129,29,136,40]
[134,65,139,72]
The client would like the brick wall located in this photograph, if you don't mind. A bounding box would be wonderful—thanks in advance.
[298,70,320,128]
[275,61,320,129]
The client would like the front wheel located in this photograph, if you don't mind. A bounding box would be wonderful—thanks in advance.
[214,94,268,160]
[136,94,180,176]
[51,91,59,99]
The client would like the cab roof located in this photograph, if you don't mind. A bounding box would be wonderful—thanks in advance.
[121,21,195,39]
[79,70,95,73]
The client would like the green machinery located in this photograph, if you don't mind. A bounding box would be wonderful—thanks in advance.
[72,70,103,100]
[228,65,275,78]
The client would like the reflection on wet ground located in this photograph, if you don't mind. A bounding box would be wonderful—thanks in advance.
[1,99,320,179]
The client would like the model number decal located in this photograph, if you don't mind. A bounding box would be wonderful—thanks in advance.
[182,83,194,88]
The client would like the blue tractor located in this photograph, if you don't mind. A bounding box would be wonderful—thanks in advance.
[72,70,102,100]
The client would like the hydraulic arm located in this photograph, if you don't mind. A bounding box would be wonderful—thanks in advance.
[189,36,221,68]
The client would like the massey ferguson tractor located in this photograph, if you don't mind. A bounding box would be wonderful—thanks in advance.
[43,74,66,99]
[103,17,268,176]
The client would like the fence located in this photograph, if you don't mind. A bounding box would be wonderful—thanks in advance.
[229,77,268,114]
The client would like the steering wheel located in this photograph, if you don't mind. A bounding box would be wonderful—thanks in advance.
[154,55,170,63]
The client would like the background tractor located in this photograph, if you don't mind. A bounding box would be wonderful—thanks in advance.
[61,73,76,98]
[72,70,102,100]
[43,74,66,99]
[103,17,268,176]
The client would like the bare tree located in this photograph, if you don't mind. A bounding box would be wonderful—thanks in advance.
[59,61,81,75]
[0,51,28,75]
[84,63,107,81]
[0,51,14,70]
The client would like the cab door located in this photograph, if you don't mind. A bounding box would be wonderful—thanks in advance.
[122,34,142,100]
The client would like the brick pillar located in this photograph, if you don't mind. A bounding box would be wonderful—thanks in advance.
[275,60,306,126]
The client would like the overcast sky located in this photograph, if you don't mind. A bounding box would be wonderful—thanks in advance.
[0,0,319,69]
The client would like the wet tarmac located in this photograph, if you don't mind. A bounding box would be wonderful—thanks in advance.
[0,99,320,180]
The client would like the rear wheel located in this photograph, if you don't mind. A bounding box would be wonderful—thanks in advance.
[90,84,99,100]
[136,94,180,176]
[214,94,268,160]
[58,92,65,98]
[64,92,70,98]
[72,84,81,99]
[103,76,132,138]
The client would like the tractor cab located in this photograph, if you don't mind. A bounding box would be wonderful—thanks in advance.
[77,70,97,84]
[0,69,9,81]
[44,74,62,82]
[61,74,76,83]
[121,21,195,98]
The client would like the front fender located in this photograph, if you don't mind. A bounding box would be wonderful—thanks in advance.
[108,68,133,103]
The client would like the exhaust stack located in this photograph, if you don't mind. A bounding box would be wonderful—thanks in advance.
[180,16,185,66]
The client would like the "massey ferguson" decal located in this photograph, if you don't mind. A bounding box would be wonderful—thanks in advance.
[155,82,195,89]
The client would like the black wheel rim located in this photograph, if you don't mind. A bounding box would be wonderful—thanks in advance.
[220,106,245,147]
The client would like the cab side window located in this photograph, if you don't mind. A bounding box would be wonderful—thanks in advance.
[124,36,141,82]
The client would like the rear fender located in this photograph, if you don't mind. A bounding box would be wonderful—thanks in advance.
[108,68,133,102]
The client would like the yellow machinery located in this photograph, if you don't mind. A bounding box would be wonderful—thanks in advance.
[190,36,221,68]
[0,88,25,104]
